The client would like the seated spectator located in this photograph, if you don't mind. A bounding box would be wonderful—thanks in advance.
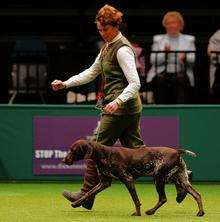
[207,30,220,103]
[147,11,196,104]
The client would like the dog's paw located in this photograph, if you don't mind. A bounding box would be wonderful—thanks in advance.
[145,209,155,215]
[197,210,205,217]
[131,212,141,216]
[176,192,187,203]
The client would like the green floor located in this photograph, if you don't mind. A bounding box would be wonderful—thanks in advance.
[0,182,219,222]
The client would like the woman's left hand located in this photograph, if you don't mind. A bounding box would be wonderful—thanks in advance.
[103,101,119,113]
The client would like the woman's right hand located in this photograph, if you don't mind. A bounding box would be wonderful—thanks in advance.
[51,80,66,91]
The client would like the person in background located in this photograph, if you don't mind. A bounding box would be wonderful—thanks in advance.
[147,11,196,104]
[51,4,144,210]
[131,39,148,103]
[207,30,220,103]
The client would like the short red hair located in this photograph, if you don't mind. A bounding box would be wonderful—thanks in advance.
[95,4,123,27]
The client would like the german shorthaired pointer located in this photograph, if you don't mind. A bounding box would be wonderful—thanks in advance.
[62,139,205,217]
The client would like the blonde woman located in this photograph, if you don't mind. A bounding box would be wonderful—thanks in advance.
[147,11,196,104]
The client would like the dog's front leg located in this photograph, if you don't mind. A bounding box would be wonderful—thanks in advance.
[121,175,141,216]
[71,179,111,208]
[145,175,167,215]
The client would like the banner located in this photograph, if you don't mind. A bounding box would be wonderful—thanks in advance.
[33,116,179,175]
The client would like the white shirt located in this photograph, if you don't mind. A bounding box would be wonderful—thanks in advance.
[64,32,140,103]
[147,33,196,86]
[208,30,220,88]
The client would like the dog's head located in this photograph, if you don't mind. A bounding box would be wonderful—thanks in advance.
[62,139,94,165]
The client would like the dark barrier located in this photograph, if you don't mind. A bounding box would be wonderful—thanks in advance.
[9,51,48,104]
[0,104,219,181]
[148,50,196,104]
[151,50,196,73]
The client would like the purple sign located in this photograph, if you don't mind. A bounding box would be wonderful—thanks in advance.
[140,117,179,147]
[33,116,179,175]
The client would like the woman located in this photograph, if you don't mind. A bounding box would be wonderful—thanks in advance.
[51,4,144,210]
[147,11,196,104]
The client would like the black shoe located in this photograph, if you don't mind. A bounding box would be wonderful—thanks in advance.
[62,190,94,210]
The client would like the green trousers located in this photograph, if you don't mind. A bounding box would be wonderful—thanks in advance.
[79,112,144,205]
[93,112,144,148]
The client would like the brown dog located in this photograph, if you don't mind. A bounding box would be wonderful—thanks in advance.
[62,139,205,216]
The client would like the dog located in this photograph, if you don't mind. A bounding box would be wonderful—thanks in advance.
[62,139,205,217]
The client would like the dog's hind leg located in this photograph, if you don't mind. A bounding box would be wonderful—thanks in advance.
[170,159,188,204]
[175,181,188,203]
[145,174,167,215]
[184,184,205,216]
[171,171,188,204]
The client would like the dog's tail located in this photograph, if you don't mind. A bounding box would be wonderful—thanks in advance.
[178,149,197,157]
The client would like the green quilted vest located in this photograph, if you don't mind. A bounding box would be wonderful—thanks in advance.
[100,36,142,115]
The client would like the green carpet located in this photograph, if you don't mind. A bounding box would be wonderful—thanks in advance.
[0,182,219,222]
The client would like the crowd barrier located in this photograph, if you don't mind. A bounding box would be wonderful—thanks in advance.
[0,104,219,181]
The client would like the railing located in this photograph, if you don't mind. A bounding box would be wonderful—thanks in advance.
[7,49,205,104]
[150,50,196,74]
[9,51,48,104]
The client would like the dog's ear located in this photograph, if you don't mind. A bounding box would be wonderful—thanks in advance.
[84,141,94,159]
[70,140,88,161]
